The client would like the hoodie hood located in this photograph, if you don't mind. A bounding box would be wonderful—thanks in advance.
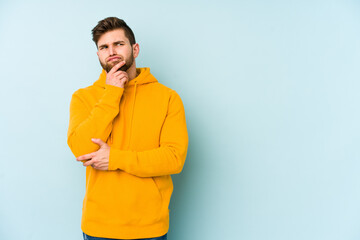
[93,67,158,88]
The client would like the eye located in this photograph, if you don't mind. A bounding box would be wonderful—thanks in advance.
[117,43,124,46]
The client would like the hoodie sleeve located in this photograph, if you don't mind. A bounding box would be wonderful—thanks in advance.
[108,91,189,177]
[67,85,124,157]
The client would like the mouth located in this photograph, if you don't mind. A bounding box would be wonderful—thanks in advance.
[107,56,121,62]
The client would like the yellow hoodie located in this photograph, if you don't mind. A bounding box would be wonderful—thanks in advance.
[67,67,188,239]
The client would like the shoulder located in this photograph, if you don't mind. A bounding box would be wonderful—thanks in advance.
[71,84,102,99]
[151,83,185,111]
[151,82,182,99]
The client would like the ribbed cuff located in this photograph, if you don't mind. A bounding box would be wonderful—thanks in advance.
[102,84,124,104]
[109,147,136,171]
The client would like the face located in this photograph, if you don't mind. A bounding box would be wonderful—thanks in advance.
[96,29,139,73]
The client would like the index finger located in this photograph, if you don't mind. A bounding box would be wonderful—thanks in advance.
[109,60,125,74]
[76,153,93,161]
[83,159,95,167]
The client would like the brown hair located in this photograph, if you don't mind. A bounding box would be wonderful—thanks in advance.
[92,17,136,47]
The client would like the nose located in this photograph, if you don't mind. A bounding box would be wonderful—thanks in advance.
[109,45,116,55]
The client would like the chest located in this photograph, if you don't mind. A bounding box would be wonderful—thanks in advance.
[110,86,169,150]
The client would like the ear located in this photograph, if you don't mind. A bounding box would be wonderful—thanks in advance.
[133,43,140,59]
[97,51,99,57]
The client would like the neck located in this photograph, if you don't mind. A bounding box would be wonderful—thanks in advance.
[127,64,138,81]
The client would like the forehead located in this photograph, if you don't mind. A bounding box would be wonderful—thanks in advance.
[97,29,129,46]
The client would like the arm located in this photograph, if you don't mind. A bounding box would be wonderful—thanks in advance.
[67,61,128,157]
[108,91,189,177]
[67,85,124,157]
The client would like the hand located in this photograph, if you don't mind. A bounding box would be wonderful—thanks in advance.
[76,138,110,170]
[106,61,129,88]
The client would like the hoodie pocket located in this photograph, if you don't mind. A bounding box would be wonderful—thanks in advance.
[151,177,163,203]
[126,175,163,223]
[84,171,164,225]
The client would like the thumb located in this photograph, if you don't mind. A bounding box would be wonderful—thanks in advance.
[91,138,106,147]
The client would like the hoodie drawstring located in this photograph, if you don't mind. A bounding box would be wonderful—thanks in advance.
[127,80,137,148]
[109,96,126,145]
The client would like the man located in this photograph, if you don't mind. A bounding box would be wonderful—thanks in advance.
[67,17,189,240]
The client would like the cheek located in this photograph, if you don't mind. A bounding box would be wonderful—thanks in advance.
[98,52,107,62]
[121,47,132,57]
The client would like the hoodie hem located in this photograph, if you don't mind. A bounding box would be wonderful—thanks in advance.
[81,218,169,239]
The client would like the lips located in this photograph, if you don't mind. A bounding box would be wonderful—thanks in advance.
[107,56,121,62]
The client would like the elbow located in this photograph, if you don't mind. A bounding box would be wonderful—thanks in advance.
[173,163,184,175]
[67,133,81,158]
[170,146,188,175]
[67,132,97,158]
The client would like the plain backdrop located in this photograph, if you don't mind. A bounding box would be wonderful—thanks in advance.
[1,0,360,239]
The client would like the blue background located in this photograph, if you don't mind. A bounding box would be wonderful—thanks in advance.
[1,0,360,239]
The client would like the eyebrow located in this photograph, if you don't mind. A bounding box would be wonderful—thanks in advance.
[98,41,126,49]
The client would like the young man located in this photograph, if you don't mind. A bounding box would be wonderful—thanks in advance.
[67,17,189,240]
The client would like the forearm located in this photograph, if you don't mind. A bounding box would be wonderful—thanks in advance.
[108,143,188,177]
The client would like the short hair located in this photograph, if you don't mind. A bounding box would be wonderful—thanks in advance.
[91,17,136,47]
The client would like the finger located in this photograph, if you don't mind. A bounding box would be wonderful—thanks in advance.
[76,153,94,161]
[114,71,128,78]
[118,76,128,83]
[115,71,128,79]
[113,71,122,77]
[91,138,106,147]
[113,71,127,80]
[83,159,95,167]
[109,61,125,74]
